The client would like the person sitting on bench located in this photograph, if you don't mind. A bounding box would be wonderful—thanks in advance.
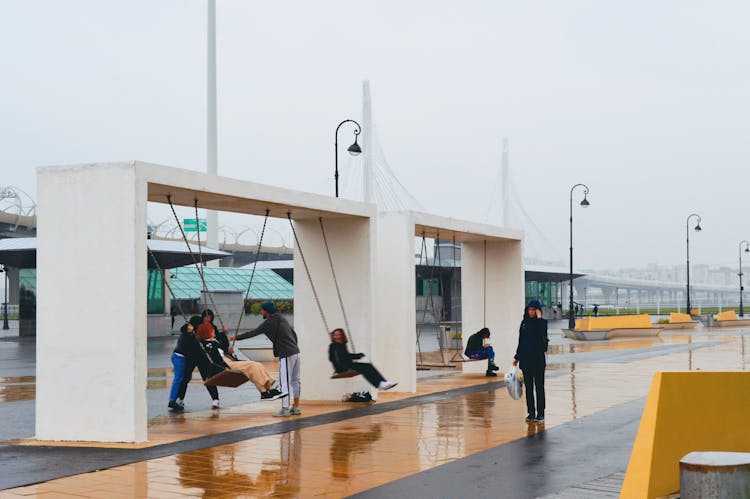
[464,327,500,377]
[328,328,397,390]
[196,322,287,401]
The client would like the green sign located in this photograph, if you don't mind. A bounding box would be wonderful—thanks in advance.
[184,218,207,232]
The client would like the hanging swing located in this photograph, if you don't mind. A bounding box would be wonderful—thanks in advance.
[166,195,271,388]
[416,233,455,369]
[287,214,361,380]
[450,239,488,363]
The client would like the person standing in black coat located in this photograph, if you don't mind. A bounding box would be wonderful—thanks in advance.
[513,300,549,423]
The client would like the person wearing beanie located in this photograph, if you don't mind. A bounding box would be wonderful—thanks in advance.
[513,300,549,423]
[464,327,500,376]
[231,301,302,417]
[174,315,221,410]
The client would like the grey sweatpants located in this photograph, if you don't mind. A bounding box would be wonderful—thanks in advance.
[279,353,301,408]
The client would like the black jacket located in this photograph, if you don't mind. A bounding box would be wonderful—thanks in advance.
[328,342,364,373]
[514,317,549,369]
[236,313,300,358]
[199,338,229,371]
[464,328,489,357]
[174,324,201,358]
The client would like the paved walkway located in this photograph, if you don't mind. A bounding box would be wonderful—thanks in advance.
[0,324,748,497]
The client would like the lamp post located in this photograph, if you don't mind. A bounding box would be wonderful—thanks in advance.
[685,213,702,315]
[334,119,362,197]
[739,240,749,317]
[568,184,590,329]
[1,265,8,330]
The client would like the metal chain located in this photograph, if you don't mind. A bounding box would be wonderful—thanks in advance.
[416,234,428,364]
[288,213,329,334]
[165,195,222,327]
[318,217,354,353]
[193,199,224,329]
[232,209,270,347]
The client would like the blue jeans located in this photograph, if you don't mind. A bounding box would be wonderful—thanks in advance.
[169,352,186,402]
[468,346,495,361]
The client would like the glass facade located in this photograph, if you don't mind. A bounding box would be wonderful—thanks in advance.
[169,267,293,300]
[525,280,558,308]
[147,269,164,314]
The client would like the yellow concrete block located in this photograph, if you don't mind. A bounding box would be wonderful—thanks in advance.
[620,372,750,499]
[716,310,738,321]
[690,308,700,317]
[668,313,692,324]
[574,314,652,331]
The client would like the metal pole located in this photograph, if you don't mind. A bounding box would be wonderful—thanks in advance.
[568,183,589,329]
[686,214,701,315]
[334,119,361,198]
[205,0,219,255]
[2,266,8,330]
[740,241,748,317]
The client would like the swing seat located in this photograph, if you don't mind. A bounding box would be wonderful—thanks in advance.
[331,370,361,379]
[204,369,249,387]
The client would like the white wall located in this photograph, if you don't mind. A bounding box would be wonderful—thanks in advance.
[37,163,148,442]
[461,239,525,374]
[373,212,417,392]
[293,217,375,399]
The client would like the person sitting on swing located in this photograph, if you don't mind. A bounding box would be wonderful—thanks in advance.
[464,327,500,377]
[329,328,397,390]
[196,321,287,401]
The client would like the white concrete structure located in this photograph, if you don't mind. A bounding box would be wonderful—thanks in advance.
[37,161,376,442]
[36,162,523,442]
[375,211,524,392]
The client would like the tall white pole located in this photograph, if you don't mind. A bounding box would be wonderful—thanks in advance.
[361,80,374,204]
[206,0,219,258]
[501,137,510,227]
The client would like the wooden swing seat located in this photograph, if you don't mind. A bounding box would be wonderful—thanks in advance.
[204,369,249,387]
[331,370,361,379]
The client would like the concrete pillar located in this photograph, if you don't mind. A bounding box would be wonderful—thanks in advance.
[373,213,416,392]
[461,239,524,374]
[293,216,375,399]
[7,266,20,305]
[37,164,148,442]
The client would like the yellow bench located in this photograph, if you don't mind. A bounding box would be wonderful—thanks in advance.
[716,310,738,321]
[668,312,692,324]
[575,314,653,331]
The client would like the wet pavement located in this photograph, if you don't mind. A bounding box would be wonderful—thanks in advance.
[1,321,749,497]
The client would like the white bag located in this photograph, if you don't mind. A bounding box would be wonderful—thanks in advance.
[504,366,523,400]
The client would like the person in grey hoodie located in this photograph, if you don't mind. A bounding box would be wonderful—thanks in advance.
[232,301,301,417]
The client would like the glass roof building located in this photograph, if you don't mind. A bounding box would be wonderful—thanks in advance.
[168,267,293,301]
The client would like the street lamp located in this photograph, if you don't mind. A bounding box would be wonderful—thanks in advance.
[685,213,702,315]
[739,240,749,317]
[569,183,590,329]
[334,119,362,198]
[1,265,8,330]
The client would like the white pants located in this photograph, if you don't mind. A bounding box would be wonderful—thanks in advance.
[279,353,301,408]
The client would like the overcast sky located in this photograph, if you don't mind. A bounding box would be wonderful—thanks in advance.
[2,1,749,270]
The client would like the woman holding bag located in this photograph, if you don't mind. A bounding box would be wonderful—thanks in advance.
[513,300,549,423]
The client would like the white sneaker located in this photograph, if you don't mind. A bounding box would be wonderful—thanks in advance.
[378,381,398,391]
[273,407,292,417]
[211,399,220,409]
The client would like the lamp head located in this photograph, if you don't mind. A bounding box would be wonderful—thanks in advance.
[580,196,590,208]
[745,247,749,253]
[694,224,702,232]
[347,136,362,156]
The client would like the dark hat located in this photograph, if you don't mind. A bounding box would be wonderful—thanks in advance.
[261,301,277,314]
[180,323,191,335]
[527,300,543,310]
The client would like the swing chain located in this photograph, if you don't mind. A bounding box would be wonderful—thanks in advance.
[232,209,270,347]
[318,217,355,353]
[287,213,330,333]
[193,199,225,329]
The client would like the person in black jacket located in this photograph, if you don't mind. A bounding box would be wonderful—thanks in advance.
[464,327,500,376]
[329,328,397,390]
[513,300,549,423]
[174,315,222,410]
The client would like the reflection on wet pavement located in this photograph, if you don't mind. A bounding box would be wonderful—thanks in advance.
[4,329,749,497]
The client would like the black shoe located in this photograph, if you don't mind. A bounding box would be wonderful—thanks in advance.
[485,371,497,377]
[490,364,500,371]
[525,415,535,423]
[261,389,289,401]
[168,401,184,411]
[536,414,545,423]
